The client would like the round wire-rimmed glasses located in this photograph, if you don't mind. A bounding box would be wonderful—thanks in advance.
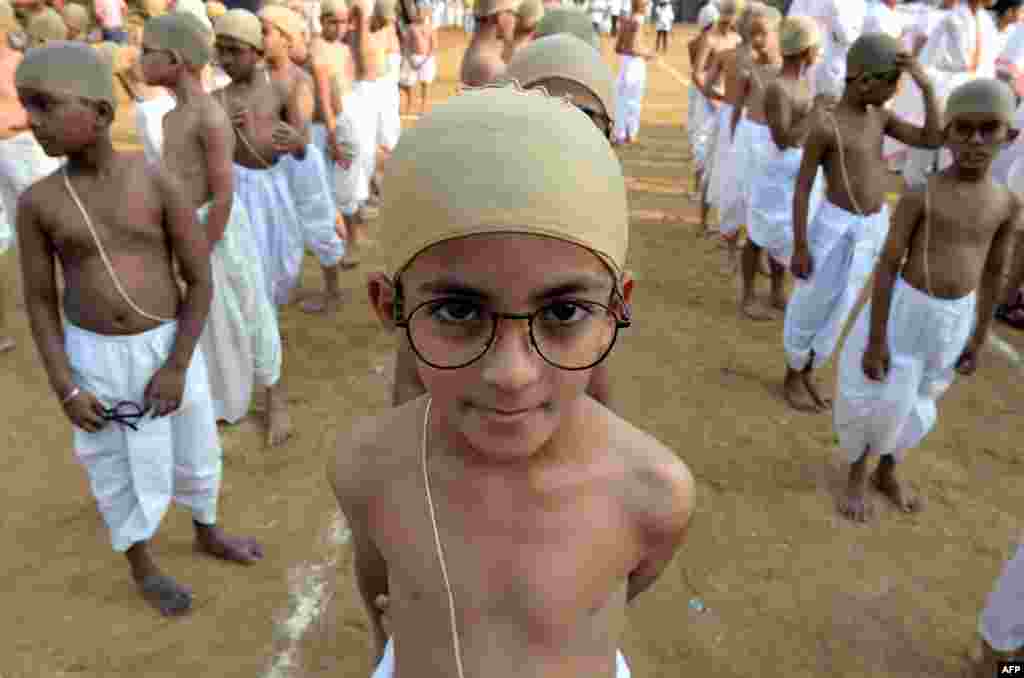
[395,290,632,371]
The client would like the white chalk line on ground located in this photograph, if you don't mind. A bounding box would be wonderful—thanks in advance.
[654,57,690,88]
[263,510,352,678]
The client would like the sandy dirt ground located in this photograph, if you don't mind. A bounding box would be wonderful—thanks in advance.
[3,24,1024,678]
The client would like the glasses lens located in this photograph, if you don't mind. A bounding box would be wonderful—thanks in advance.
[407,300,619,369]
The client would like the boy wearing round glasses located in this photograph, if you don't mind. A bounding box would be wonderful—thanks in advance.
[329,84,695,678]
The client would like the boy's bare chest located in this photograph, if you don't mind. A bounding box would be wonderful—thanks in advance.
[223,82,285,124]
[375,463,640,635]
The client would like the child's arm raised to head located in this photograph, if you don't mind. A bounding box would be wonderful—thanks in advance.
[626,449,695,604]
[959,194,1023,374]
[863,188,924,381]
[882,53,943,149]
[328,432,390,663]
[790,118,830,280]
[199,100,237,247]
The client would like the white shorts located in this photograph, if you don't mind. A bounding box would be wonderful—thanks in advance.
[67,320,222,552]
[370,638,632,677]
[834,276,976,462]
[400,54,438,87]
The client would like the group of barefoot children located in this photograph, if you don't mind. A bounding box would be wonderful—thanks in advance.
[0,0,1021,672]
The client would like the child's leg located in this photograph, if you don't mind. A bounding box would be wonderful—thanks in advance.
[740,239,774,320]
[420,82,430,115]
[127,541,193,616]
[769,257,788,310]
[399,85,410,115]
[870,454,921,513]
[838,447,873,522]
[0,252,14,353]
[264,381,293,448]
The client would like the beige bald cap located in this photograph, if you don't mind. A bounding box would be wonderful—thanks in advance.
[534,7,599,50]
[502,34,614,116]
[144,12,213,65]
[28,8,69,43]
[214,8,262,48]
[518,0,544,26]
[378,84,628,281]
[141,0,168,18]
[946,78,1017,126]
[780,14,819,56]
[206,1,226,19]
[719,0,745,18]
[476,0,520,18]
[62,3,90,32]
[738,2,779,41]
[320,0,347,17]
[0,0,19,32]
[17,41,116,110]
[260,5,305,43]
[847,31,902,76]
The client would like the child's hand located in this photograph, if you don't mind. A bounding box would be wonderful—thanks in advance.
[145,363,187,417]
[63,388,108,433]
[790,246,814,281]
[862,342,891,381]
[955,341,980,375]
[895,52,927,85]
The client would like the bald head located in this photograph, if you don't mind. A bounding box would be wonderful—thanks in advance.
[847,32,903,79]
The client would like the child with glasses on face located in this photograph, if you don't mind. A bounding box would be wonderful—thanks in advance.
[782,32,943,414]
[834,78,1021,523]
[329,85,694,678]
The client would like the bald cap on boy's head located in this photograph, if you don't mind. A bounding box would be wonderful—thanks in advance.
[214,9,263,49]
[847,32,903,77]
[144,12,213,66]
[946,78,1018,126]
[16,41,117,111]
[378,85,628,282]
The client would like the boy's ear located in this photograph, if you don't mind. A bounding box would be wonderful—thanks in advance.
[367,271,399,332]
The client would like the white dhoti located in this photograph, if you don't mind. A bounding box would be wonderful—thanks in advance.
[232,163,305,306]
[746,123,825,266]
[719,114,751,239]
[980,542,1024,654]
[66,320,222,552]
[369,638,633,678]
[280,146,347,268]
[311,100,364,216]
[707,102,735,211]
[834,276,975,461]
[377,57,403,151]
[687,83,716,171]
[400,54,438,87]
[352,79,381,206]
[614,55,646,143]
[783,198,890,371]
[134,94,177,166]
[0,130,62,251]
[197,199,283,424]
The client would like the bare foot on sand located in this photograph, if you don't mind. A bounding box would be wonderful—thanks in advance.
[784,368,818,412]
[137,573,193,616]
[266,386,293,448]
[0,337,14,353]
[801,370,832,411]
[871,461,922,514]
[195,523,264,564]
[741,298,776,321]
[838,455,873,522]
[300,291,345,314]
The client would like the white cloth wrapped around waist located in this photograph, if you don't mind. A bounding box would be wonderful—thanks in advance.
[687,84,716,169]
[718,112,751,238]
[707,102,735,209]
[834,275,976,462]
[65,319,222,552]
[746,121,825,265]
[196,198,283,424]
[134,93,177,165]
[280,146,347,268]
[370,638,633,678]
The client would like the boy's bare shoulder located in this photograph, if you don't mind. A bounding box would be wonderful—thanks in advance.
[601,404,695,531]
[328,396,426,508]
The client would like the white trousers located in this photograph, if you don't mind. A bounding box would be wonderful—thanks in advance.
[376,72,402,151]
[67,321,221,552]
[312,102,364,216]
[687,84,716,171]
[0,130,62,252]
[834,276,975,462]
[980,542,1024,653]
[352,79,381,204]
[614,55,646,143]
[707,103,736,212]
[280,146,347,268]
[369,638,632,677]
[719,113,750,239]
[233,163,305,306]
[197,199,283,424]
[746,123,825,266]
[783,198,890,371]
